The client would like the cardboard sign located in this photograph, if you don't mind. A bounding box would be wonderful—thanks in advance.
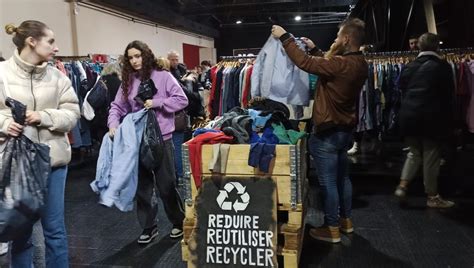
[188,176,278,268]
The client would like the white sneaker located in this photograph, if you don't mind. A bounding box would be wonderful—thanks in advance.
[427,195,455,208]
[0,243,8,256]
[137,226,158,244]
[170,226,183,238]
[394,185,407,198]
[347,142,359,155]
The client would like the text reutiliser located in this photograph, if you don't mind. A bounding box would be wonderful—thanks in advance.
[206,214,275,266]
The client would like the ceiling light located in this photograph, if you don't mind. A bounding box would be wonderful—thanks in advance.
[295,15,302,21]
[236,20,242,24]
[439,41,443,45]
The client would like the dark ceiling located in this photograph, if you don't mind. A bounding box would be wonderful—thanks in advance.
[352,0,474,51]
[167,0,355,27]
[86,0,357,38]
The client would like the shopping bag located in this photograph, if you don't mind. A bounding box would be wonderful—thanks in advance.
[139,110,165,171]
[0,98,50,242]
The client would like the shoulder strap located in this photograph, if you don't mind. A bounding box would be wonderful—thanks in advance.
[0,62,11,98]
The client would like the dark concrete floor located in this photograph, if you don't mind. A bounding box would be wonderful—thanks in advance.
[2,141,474,267]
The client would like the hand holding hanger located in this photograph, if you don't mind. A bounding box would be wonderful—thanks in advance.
[271,25,287,39]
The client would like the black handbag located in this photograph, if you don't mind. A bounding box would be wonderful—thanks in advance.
[140,110,165,171]
[86,79,108,110]
[0,98,50,242]
[136,79,157,103]
[174,110,188,131]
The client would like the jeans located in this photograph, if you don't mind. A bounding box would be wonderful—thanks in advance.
[32,221,45,268]
[172,131,184,180]
[11,166,69,268]
[309,131,353,227]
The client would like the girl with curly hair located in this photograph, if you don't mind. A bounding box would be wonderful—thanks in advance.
[108,40,188,243]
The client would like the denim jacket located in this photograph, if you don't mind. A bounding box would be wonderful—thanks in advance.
[91,109,147,212]
[251,36,310,106]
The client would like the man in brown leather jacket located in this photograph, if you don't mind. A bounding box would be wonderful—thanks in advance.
[272,18,368,243]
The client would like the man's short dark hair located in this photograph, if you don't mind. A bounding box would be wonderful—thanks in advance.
[201,60,211,67]
[418,32,439,52]
[408,34,419,40]
[0,57,5,62]
[339,18,366,47]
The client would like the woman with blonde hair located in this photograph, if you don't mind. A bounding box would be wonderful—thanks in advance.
[157,56,170,71]
[1,20,80,267]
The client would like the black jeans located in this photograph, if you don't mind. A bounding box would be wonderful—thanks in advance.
[136,139,185,229]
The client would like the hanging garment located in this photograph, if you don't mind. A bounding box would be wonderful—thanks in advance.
[251,36,310,106]
[241,65,253,107]
[455,62,470,128]
[466,61,474,133]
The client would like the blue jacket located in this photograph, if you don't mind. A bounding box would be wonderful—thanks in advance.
[251,36,310,106]
[91,109,147,212]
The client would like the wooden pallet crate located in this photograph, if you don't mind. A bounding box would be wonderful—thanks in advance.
[181,138,307,267]
[183,139,307,209]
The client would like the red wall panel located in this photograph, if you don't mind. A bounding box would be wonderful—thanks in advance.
[182,43,200,70]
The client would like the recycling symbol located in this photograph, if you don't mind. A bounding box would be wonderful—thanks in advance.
[216,182,250,212]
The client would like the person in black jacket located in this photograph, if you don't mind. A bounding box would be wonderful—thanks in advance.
[92,62,122,142]
[394,33,455,208]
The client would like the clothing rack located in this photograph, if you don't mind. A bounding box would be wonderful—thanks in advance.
[220,55,257,60]
[442,47,474,54]
[364,47,474,57]
[54,55,91,61]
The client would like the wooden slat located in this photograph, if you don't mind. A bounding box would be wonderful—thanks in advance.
[281,224,301,234]
[181,240,189,261]
[185,203,195,220]
[278,203,304,211]
[190,175,305,208]
[271,179,279,266]
[288,210,303,227]
[282,248,299,255]
[183,218,195,226]
[183,226,194,242]
[186,235,198,268]
[282,252,299,268]
[201,144,292,175]
[283,235,301,251]
[274,176,292,205]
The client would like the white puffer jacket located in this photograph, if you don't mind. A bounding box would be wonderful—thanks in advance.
[0,50,80,167]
